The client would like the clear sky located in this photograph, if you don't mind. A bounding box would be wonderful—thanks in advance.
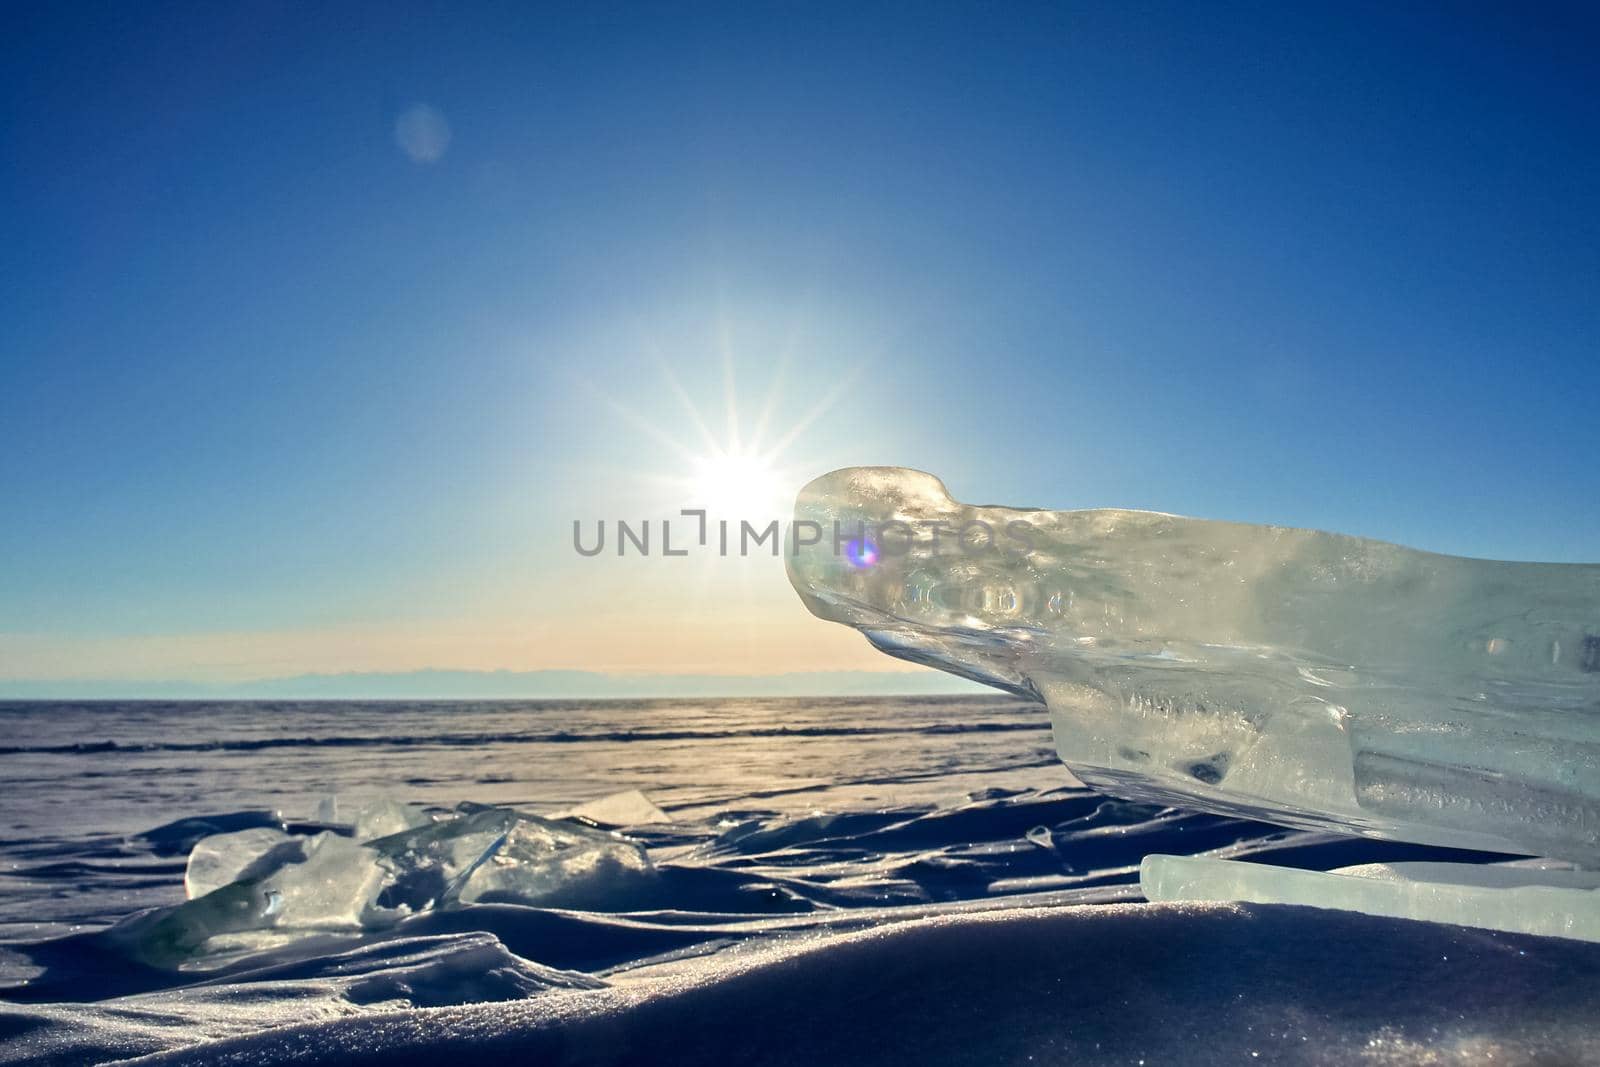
[3,3,1597,689]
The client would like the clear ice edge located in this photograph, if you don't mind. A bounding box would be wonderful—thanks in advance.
[1140,854,1600,942]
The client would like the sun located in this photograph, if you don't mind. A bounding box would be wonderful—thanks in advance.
[687,450,785,522]
[584,313,861,534]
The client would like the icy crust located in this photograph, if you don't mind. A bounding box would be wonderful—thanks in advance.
[787,467,1600,864]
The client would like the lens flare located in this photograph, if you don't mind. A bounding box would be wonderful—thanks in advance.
[845,537,879,569]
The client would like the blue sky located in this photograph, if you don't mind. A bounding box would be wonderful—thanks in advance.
[3,3,1597,688]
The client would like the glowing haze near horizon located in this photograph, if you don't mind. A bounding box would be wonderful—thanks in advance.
[2,4,1597,691]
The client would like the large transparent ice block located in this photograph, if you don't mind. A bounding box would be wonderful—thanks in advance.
[786,467,1600,864]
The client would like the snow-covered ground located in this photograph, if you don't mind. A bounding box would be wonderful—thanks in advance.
[2,697,1595,1065]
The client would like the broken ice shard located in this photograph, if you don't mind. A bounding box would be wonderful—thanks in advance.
[555,789,672,827]
[1141,854,1600,942]
[184,826,301,899]
[124,830,384,967]
[786,467,1600,864]
[123,802,653,966]
[368,802,654,910]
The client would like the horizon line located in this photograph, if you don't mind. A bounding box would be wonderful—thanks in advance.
[0,666,996,701]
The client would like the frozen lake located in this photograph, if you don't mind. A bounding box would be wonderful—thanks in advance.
[2,697,1596,1065]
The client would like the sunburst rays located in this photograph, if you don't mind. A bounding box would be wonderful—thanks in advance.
[590,314,857,528]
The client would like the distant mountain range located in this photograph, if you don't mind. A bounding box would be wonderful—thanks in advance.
[0,668,992,700]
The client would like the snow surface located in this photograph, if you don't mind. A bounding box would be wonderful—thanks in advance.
[3,697,1596,1065]
[111,904,1600,1066]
